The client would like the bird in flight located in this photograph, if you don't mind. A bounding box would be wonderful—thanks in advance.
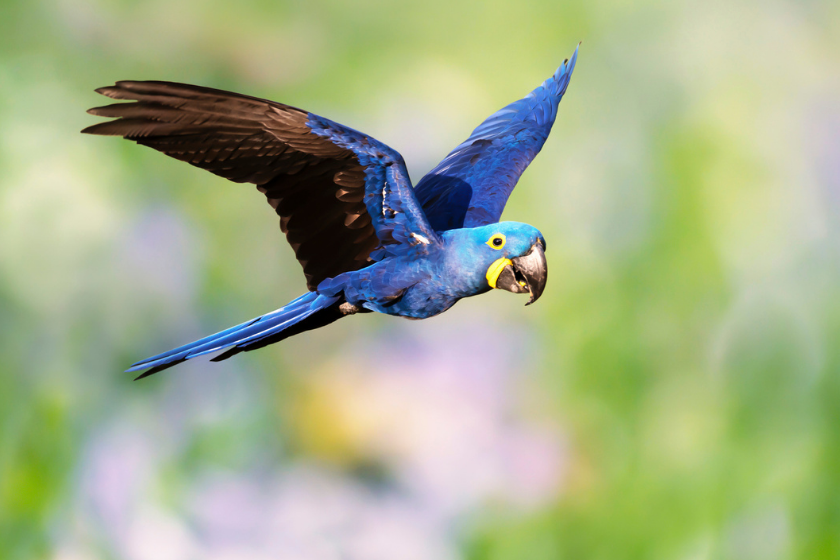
[83,45,579,379]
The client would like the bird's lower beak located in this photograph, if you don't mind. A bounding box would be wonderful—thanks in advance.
[493,243,548,305]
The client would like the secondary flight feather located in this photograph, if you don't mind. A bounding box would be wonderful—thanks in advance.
[83,44,579,378]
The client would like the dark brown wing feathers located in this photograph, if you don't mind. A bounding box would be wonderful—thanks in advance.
[83,81,379,290]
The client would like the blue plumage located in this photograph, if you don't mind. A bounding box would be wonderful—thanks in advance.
[83,45,579,377]
[127,292,340,377]
[306,113,440,257]
[415,45,578,231]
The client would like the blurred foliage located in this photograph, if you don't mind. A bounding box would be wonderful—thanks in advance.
[1,0,839,559]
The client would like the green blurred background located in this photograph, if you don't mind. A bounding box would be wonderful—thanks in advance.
[2,0,839,558]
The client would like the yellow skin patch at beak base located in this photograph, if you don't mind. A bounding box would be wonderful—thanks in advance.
[486,257,513,289]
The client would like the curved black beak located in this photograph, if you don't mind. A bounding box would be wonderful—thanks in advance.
[494,243,548,305]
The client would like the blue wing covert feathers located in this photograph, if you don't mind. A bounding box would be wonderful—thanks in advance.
[83,45,579,377]
[415,45,578,231]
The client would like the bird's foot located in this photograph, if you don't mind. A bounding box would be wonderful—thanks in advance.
[339,302,362,315]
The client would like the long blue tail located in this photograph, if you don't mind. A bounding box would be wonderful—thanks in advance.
[127,291,341,379]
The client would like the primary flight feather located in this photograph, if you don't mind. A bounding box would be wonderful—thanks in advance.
[83,45,579,378]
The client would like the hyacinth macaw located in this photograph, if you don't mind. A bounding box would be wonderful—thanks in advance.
[83,45,579,378]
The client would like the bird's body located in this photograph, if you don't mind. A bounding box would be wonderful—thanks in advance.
[83,45,578,377]
[321,221,545,319]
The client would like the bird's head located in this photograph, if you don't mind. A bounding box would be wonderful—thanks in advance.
[443,222,548,305]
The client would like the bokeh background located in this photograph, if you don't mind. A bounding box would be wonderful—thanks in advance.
[1,0,839,558]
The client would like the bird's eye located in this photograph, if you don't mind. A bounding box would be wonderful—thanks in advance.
[487,234,506,249]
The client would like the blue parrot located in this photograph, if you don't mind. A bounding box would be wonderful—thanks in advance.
[83,45,579,378]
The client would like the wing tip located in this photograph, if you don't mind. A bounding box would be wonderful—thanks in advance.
[548,43,580,93]
[565,43,580,70]
[93,84,128,100]
[80,122,111,135]
[79,120,132,136]
[93,81,174,101]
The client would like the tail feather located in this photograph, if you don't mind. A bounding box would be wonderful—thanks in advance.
[127,292,340,379]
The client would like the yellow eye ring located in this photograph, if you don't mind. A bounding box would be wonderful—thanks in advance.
[487,233,506,250]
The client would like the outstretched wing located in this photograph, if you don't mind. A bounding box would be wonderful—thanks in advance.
[83,81,440,290]
[415,45,579,232]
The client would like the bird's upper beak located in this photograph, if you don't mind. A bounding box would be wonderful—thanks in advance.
[489,242,548,305]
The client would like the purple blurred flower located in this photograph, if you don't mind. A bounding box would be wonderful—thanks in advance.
[57,311,565,559]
